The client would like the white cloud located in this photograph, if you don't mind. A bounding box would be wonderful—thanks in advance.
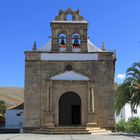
[117,74,125,80]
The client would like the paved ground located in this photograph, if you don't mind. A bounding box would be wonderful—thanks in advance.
[0,133,140,140]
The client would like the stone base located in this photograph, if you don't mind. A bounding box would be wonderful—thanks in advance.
[42,112,54,128]
[44,123,54,128]
[23,127,39,133]
[86,122,96,127]
[87,112,96,126]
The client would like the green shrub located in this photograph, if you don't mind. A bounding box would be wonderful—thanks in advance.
[116,119,126,132]
[116,117,140,133]
[125,122,132,133]
[125,117,140,133]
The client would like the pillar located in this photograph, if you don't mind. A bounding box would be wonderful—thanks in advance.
[66,33,72,52]
[87,82,96,127]
[44,80,54,128]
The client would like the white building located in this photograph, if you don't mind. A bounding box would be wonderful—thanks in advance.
[5,103,23,129]
[115,103,140,123]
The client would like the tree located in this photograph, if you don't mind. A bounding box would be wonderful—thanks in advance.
[115,62,140,115]
[0,100,6,117]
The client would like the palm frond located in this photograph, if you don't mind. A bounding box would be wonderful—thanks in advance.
[115,61,140,115]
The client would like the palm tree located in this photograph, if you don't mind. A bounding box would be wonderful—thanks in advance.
[0,100,6,117]
[115,62,140,115]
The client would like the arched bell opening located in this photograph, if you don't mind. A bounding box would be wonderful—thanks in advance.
[72,33,81,52]
[59,33,67,52]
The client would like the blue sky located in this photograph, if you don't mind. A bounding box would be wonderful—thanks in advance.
[0,0,140,87]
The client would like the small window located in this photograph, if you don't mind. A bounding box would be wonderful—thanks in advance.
[133,109,137,114]
[66,64,72,71]
[16,113,21,116]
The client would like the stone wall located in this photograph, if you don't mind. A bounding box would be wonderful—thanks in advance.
[24,61,41,128]
[24,51,116,129]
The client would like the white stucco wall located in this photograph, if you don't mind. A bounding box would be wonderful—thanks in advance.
[5,109,23,128]
[115,103,140,123]
[41,53,98,61]
[115,108,125,123]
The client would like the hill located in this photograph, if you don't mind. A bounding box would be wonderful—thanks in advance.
[0,87,24,108]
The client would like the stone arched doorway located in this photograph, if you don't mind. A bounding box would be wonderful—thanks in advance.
[59,92,81,125]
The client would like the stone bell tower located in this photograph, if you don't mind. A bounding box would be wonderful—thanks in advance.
[24,8,116,134]
[51,8,88,52]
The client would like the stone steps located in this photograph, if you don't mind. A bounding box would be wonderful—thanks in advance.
[32,127,110,134]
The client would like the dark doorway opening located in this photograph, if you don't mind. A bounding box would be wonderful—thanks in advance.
[59,92,81,125]
[71,105,81,125]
